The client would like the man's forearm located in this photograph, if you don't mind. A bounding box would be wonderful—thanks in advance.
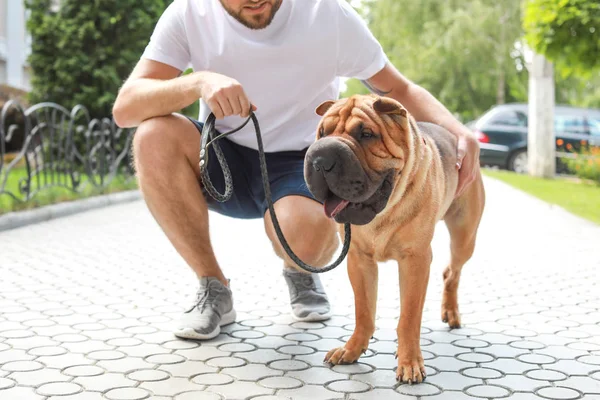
[113,72,203,128]
[388,83,471,140]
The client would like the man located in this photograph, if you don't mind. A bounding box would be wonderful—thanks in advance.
[112,0,480,340]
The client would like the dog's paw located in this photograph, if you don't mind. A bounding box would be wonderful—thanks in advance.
[441,305,461,329]
[324,345,365,365]
[395,351,426,384]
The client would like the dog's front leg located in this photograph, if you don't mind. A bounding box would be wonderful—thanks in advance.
[325,248,378,365]
[396,246,431,384]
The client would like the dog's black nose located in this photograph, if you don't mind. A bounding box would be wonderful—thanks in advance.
[312,156,336,173]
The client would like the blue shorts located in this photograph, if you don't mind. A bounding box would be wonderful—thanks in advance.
[189,118,320,219]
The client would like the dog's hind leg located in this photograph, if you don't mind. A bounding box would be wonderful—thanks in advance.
[441,175,485,329]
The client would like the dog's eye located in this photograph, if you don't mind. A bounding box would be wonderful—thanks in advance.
[319,127,325,138]
[360,129,375,140]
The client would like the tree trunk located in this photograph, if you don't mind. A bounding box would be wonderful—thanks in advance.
[528,52,556,179]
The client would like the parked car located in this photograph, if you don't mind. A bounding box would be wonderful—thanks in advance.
[471,103,600,173]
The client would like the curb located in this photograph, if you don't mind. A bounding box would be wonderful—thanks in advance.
[0,190,143,232]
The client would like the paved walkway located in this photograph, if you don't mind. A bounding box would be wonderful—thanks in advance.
[1,175,599,400]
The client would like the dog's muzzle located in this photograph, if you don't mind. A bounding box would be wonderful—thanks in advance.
[304,137,393,225]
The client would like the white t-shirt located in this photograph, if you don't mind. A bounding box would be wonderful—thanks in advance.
[142,0,388,152]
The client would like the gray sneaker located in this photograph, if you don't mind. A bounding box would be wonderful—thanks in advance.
[283,269,331,322]
[174,277,236,340]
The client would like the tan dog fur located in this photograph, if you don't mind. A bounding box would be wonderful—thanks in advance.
[313,95,485,384]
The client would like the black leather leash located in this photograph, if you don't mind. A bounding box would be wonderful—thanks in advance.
[199,111,351,273]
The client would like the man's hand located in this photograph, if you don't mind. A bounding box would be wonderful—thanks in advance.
[455,130,480,198]
[198,72,256,119]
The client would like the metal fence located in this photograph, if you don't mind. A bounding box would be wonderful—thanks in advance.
[0,101,136,203]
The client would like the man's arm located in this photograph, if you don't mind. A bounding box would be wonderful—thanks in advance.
[362,63,481,197]
[112,59,200,128]
[112,59,255,128]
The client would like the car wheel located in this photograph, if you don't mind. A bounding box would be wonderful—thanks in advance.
[508,149,528,174]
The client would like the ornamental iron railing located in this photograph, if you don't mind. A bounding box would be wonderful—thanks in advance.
[0,101,136,204]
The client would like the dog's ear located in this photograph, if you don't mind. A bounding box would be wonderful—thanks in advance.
[315,100,336,116]
[373,97,407,117]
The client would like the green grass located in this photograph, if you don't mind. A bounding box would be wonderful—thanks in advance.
[0,166,138,215]
[482,168,600,225]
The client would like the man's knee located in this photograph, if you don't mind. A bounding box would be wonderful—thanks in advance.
[132,116,177,167]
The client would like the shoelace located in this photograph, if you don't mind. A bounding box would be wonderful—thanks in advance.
[193,285,220,312]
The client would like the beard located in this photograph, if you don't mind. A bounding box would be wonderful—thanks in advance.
[219,0,283,30]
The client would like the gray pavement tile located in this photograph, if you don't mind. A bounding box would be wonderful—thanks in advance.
[47,393,105,400]
[396,382,442,396]
[350,388,416,399]
[286,366,348,385]
[3,178,600,399]
[549,359,599,375]
[493,374,548,392]
[104,387,153,400]
[535,386,584,400]
[36,382,84,397]
[206,381,274,399]
[351,369,399,387]
[7,368,70,386]
[174,393,226,400]
[560,376,600,394]
[220,364,282,381]
[0,386,45,399]
[427,371,483,390]
[464,384,512,398]
[426,356,476,372]
[140,376,205,396]
[158,360,218,377]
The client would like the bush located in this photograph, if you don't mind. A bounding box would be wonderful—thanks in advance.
[563,146,600,184]
[24,0,173,119]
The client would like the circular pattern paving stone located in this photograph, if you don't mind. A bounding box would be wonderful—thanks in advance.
[28,346,67,356]
[536,386,582,400]
[525,369,567,381]
[465,384,510,398]
[218,343,257,353]
[517,353,556,365]
[192,373,235,385]
[128,369,170,382]
[63,365,105,377]
[462,367,503,379]
[0,378,16,390]
[277,345,316,355]
[457,352,495,363]
[1,361,44,372]
[105,388,152,400]
[231,330,265,339]
[259,376,303,389]
[36,382,83,397]
[326,379,371,393]
[145,353,186,365]
[396,382,441,396]
[175,393,223,400]
[206,357,246,368]
[269,359,310,371]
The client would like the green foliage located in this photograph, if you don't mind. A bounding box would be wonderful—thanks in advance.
[24,0,172,119]
[343,0,528,122]
[523,0,600,78]
[563,146,600,184]
[343,0,600,121]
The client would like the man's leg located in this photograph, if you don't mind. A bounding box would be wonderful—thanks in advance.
[132,114,224,283]
[132,114,242,339]
[264,195,339,321]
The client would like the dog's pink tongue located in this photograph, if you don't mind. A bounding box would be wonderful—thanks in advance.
[324,195,350,219]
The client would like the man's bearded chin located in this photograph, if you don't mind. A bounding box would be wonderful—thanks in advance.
[220,0,282,30]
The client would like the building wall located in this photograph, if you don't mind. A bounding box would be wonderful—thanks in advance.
[0,0,31,92]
